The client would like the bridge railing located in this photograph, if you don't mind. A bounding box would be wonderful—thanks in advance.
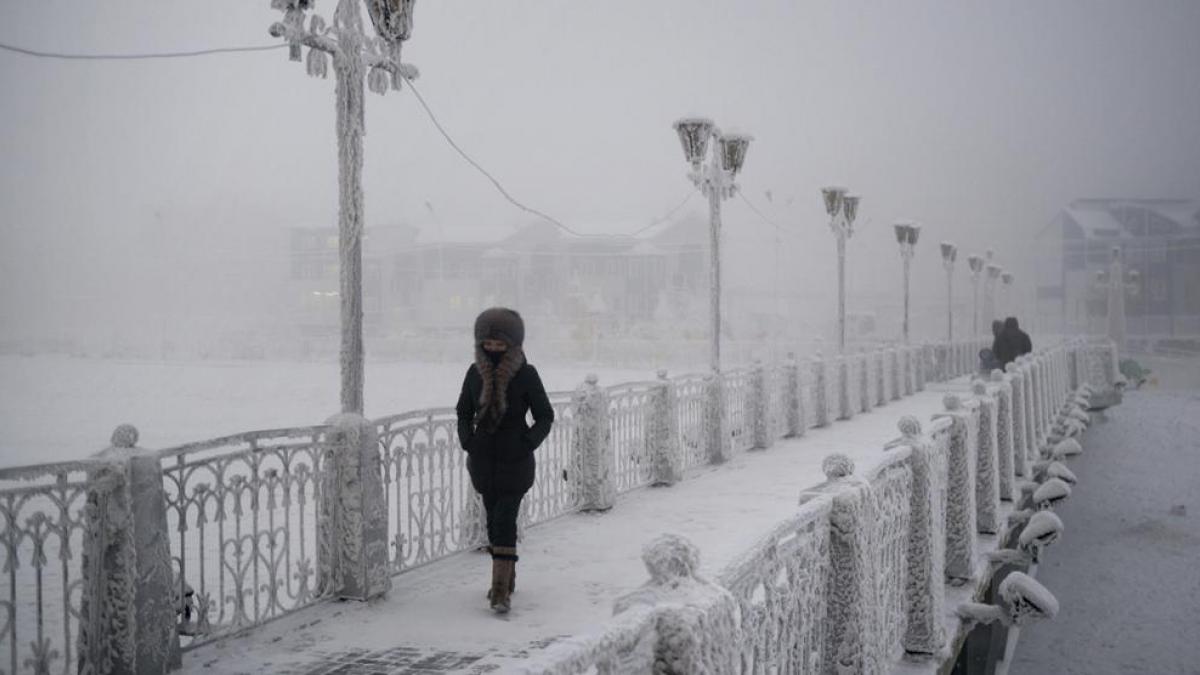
[518,337,1118,673]
[9,335,1108,674]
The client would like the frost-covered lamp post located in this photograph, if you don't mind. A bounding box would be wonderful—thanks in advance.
[821,187,861,352]
[269,0,419,414]
[894,221,921,343]
[1094,247,1139,350]
[1000,271,1014,319]
[671,118,752,373]
[967,254,984,337]
[984,263,1003,327]
[940,242,958,341]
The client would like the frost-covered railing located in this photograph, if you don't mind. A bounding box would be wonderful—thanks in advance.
[0,460,115,675]
[519,338,1099,674]
[159,427,334,650]
[0,337,1001,673]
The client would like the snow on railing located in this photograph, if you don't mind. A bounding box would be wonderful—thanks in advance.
[4,336,1092,673]
[521,338,1101,674]
[158,426,335,650]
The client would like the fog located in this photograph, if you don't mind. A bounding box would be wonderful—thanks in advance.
[2,1,1199,357]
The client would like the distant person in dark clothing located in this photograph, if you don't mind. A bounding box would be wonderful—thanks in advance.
[989,320,1005,366]
[1007,316,1032,356]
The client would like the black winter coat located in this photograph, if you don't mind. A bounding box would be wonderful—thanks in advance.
[456,362,554,495]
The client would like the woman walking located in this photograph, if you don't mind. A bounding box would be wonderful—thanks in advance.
[456,308,554,613]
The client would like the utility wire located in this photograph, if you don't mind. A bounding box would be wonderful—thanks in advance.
[0,40,287,60]
[401,76,695,240]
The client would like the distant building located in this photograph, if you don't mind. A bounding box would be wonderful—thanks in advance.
[287,214,711,348]
[1035,199,1200,337]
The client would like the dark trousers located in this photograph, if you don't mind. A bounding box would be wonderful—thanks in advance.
[482,491,524,548]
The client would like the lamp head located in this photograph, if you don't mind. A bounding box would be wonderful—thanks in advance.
[821,186,847,217]
[842,194,860,223]
[673,117,715,169]
[1002,272,1014,285]
[940,241,958,263]
[967,254,984,274]
[717,132,752,176]
[366,0,416,42]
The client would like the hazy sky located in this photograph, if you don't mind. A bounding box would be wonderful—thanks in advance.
[2,1,1199,339]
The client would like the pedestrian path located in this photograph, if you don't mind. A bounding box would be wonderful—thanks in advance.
[181,383,970,675]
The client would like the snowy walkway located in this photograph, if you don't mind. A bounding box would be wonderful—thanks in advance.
[181,382,970,674]
[1011,388,1200,675]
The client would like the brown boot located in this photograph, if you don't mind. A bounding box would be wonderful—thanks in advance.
[489,546,517,614]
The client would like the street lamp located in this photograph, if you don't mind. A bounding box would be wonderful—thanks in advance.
[893,221,921,343]
[1000,271,1014,319]
[940,242,958,342]
[269,0,420,414]
[967,254,984,337]
[672,117,752,373]
[820,187,861,352]
[984,262,1003,329]
[1094,247,1139,350]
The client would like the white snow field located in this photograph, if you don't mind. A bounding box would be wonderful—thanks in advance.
[0,355,649,465]
[176,379,980,674]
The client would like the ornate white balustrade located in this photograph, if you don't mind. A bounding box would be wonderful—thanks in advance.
[9,334,1114,675]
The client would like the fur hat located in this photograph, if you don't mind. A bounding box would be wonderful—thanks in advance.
[474,307,525,347]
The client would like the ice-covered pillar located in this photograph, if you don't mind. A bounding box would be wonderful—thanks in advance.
[876,349,888,407]
[813,354,831,428]
[902,347,915,396]
[859,351,874,414]
[784,354,807,437]
[749,361,773,449]
[321,413,391,600]
[573,375,616,510]
[991,370,1021,483]
[79,425,181,675]
[838,356,854,421]
[704,371,731,464]
[613,534,740,674]
[935,396,978,582]
[1028,357,1045,448]
[809,455,886,675]
[889,348,902,401]
[1021,358,1037,463]
[893,417,947,656]
[969,379,1008,504]
[1068,343,1080,391]
[915,345,928,391]
[648,370,684,486]
[1005,362,1029,470]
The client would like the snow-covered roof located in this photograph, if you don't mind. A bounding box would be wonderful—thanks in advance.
[1054,198,1200,240]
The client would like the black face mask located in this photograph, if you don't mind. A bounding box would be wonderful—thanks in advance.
[485,349,505,367]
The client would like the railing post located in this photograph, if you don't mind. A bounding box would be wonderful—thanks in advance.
[876,349,888,407]
[859,351,873,414]
[935,395,978,583]
[902,347,915,397]
[574,374,616,510]
[813,354,830,428]
[991,370,1021,484]
[749,361,773,450]
[321,413,391,600]
[969,374,1008,502]
[890,348,902,401]
[808,455,881,675]
[972,381,1003,526]
[649,370,684,486]
[80,424,181,675]
[784,353,806,437]
[704,371,731,464]
[837,356,854,421]
[914,346,926,391]
[1005,361,1029,470]
[893,417,946,656]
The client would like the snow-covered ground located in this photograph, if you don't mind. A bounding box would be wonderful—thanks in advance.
[0,355,652,465]
[1010,388,1200,675]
